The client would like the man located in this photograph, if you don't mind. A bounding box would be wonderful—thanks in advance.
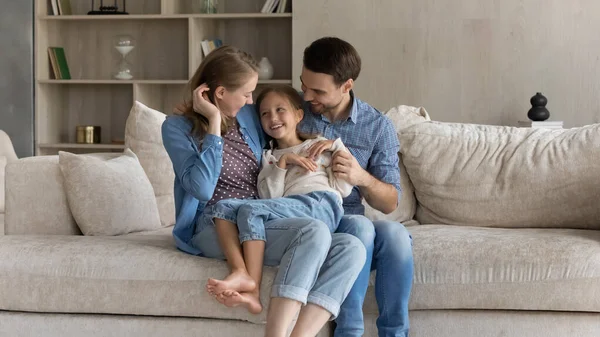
[298,37,414,337]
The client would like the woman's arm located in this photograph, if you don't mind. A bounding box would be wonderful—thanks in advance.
[257,150,287,199]
[161,116,223,203]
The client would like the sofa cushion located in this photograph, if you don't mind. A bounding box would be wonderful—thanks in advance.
[0,231,274,324]
[125,101,176,227]
[0,156,6,213]
[58,149,162,236]
[5,156,80,235]
[400,122,600,229]
[362,225,600,314]
[362,105,430,223]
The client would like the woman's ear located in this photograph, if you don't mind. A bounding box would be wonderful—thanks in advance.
[214,85,226,100]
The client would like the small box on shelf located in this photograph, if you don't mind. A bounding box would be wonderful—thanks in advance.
[517,120,564,129]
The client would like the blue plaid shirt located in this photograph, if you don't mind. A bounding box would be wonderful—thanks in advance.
[298,91,401,215]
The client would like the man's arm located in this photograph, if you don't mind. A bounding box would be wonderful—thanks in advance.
[332,118,401,214]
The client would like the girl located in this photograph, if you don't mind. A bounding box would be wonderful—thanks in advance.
[202,85,354,314]
[162,45,365,337]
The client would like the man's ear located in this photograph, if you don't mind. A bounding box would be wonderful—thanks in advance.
[342,79,354,94]
[214,85,226,100]
[296,108,304,122]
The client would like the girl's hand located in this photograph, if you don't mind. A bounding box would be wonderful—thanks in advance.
[306,139,334,160]
[278,153,318,172]
[193,83,221,122]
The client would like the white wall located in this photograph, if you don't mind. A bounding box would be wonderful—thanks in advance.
[293,0,600,127]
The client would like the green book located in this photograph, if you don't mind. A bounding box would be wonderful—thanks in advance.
[52,47,71,80]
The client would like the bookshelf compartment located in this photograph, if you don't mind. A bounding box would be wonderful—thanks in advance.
[39,19,188,81]
[189,18,292,80]
[165,0,276,14]
[134,83,187,114]
[36,83,133,154]
[44,0,162,16]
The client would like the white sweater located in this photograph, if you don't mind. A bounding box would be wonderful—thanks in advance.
[257,137,354,201]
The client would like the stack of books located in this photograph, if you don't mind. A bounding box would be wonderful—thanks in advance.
[260,0,289,13]
[517,120,564,129]
[47,47,71,80]
[200,39,224,56]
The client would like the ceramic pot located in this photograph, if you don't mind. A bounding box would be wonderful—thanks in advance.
[258,57,274,80]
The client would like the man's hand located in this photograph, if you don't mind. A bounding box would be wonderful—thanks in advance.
[332,151,371,187]
[306,139,334,160]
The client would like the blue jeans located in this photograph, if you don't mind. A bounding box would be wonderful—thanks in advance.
[334,215,414,337]
[198,191,344,242]
[190,216,366,318]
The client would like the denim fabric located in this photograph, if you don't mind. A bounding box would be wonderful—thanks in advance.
[334,216,414,337]
[161,108,267,255]
[197,191,344,242]
[298,91,401,215]
[190,217,366,318]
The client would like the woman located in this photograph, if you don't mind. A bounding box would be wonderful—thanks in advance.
[161,45,366,337]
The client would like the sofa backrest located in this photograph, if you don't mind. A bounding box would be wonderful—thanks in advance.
[395,114,600,229]
[5,155,81,235]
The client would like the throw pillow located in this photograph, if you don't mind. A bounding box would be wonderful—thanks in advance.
[0,156,6,213]
[125,101,176,227]
[58,149,162,236]
[361,105,430,224]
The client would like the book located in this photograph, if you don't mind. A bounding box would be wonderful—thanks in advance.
[201,38,223,56]
[518,120,563,129]
[47,47,71,79]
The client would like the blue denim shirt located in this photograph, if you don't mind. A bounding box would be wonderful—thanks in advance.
[297,92,402,215]
[161,106,267,255]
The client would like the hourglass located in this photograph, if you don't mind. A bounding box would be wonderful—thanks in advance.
[113,34,135,80]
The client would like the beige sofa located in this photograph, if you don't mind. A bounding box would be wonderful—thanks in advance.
[1,102,599,337]
[0,130,18,233]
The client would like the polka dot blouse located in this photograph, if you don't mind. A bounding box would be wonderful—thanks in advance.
[207,123,259,205]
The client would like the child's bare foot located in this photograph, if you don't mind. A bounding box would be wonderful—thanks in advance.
[206,269,256,295]
[217,290,263,314]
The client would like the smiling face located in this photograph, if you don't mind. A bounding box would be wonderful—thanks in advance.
[300,67,351,115]
[258,91,303,142]
[215,73,259,118]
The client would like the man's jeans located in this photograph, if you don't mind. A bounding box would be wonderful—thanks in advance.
[190,216,366,319]
[334,215,414,337]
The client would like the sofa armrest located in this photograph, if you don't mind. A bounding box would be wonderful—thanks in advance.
[5,156,81,235]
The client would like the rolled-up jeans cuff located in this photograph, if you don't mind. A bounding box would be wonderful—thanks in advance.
[271,285,309,305]
[239,234,266,243]
[210,212,237,224]
[307,291,339,320]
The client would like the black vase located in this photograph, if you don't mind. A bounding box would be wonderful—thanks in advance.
[527,92,550,121]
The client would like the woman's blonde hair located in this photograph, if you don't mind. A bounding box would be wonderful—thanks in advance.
[180,45,258,138]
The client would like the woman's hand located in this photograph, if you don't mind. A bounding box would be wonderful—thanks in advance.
[193,83,221,122]
[306,139,334,160]
[278,153,317,172]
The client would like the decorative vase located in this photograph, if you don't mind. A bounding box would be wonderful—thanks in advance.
[258,57,274,80]
[200,0,219,13]
[527,92,550,121]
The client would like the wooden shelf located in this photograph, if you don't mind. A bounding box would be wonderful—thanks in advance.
[39,13,292,20]
[38,79,292,85]
[38,80,189,84]
[38,143,126,150]
[35,0,293,156]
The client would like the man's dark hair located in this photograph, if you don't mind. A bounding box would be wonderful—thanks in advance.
[303,37,361,86]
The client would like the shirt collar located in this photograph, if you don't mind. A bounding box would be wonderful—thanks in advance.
[318,90,358,124]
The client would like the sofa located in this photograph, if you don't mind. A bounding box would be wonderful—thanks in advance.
[1,101,599,337]
[0,129,18,233]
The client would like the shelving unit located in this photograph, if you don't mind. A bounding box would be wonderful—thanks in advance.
[34,0,293,155]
